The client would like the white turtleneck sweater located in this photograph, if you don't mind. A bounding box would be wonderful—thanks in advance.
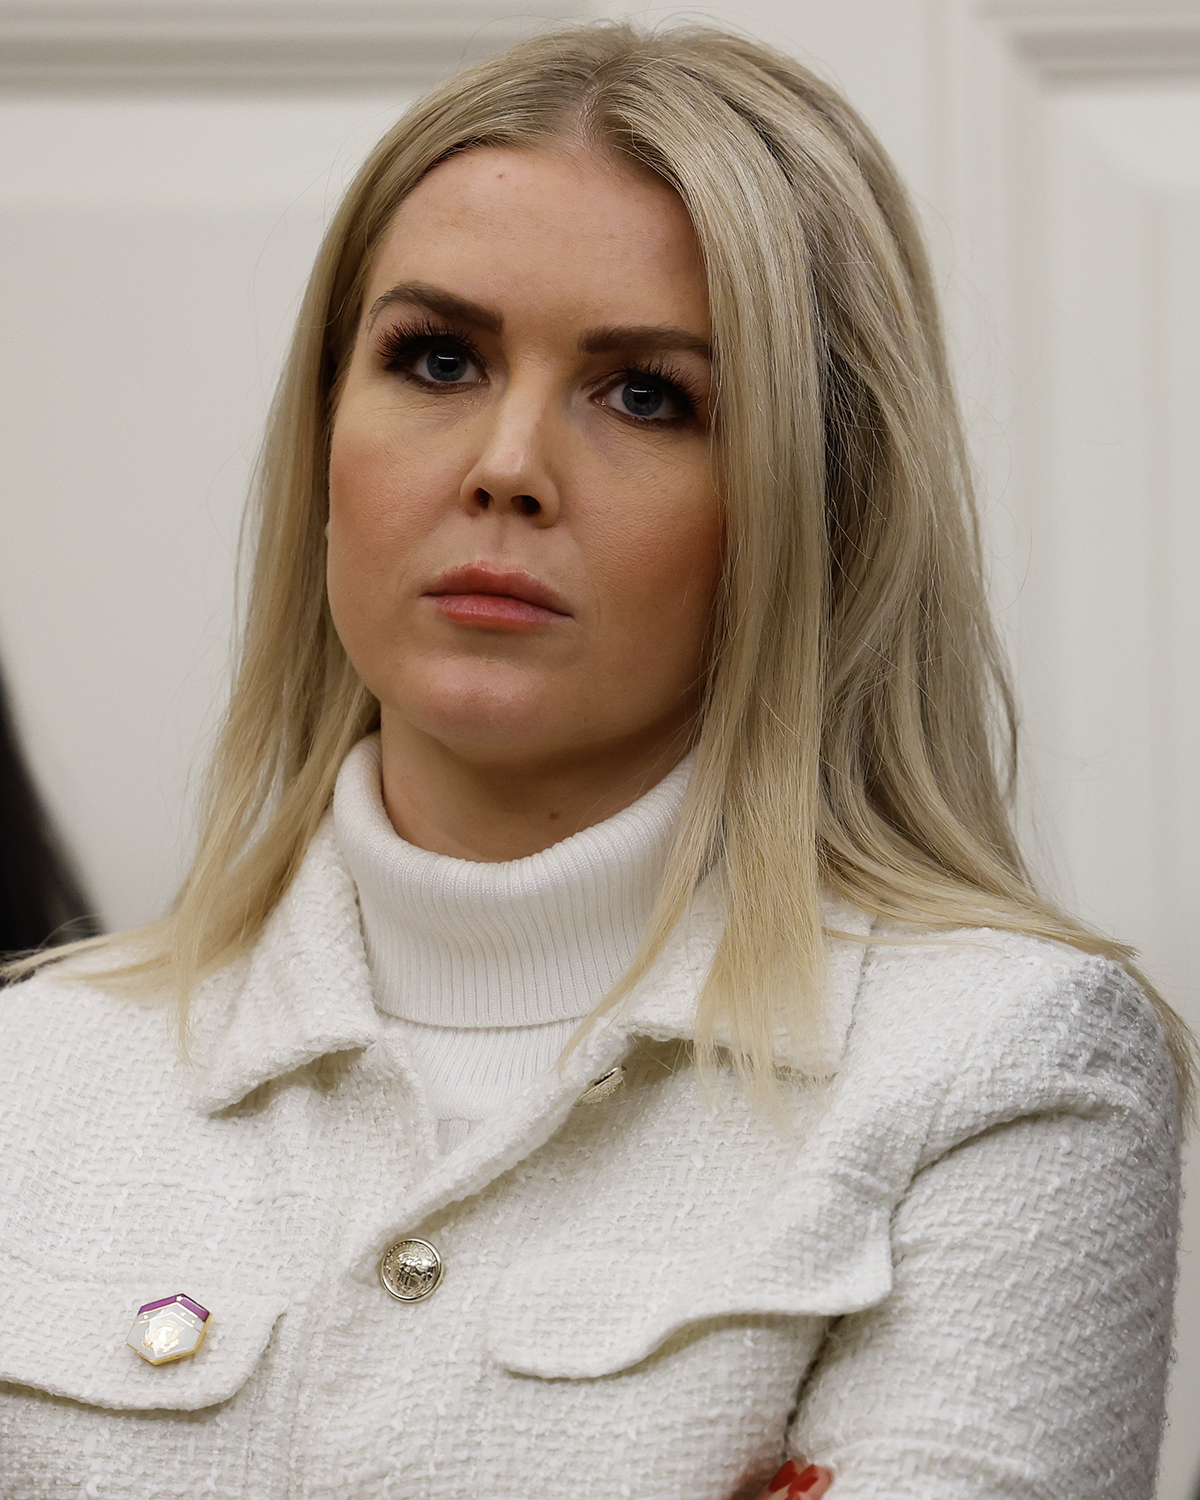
[332,736,691,1152]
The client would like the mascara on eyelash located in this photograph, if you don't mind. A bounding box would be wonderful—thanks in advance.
[372,318,700,417]
[618,359,700,415]
[374,317,482,372]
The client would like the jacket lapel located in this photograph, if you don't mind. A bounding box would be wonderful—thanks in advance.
[345,884,873,1281]
[188,820,382,1114]
[187,817,873,1278]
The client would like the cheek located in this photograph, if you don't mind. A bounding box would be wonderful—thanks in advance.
[327,410,459,546]
[325,415,447,665]
[325,410,475,656]
[590,467,723,653]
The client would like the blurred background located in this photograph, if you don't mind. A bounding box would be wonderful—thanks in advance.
[0,0,1196,1490]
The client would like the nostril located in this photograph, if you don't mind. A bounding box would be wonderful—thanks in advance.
[516,495,541,517]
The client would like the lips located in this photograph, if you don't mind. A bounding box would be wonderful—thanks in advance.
[424,563,571,632]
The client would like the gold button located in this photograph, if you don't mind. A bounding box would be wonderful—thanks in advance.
[578,1065,625,1104]
[380,1238,444,1302]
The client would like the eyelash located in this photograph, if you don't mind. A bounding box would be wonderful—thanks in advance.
[372,317,701,423]
[376,317,481,377]
[619,358,700,421]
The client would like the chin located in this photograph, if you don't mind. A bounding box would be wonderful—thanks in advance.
[428,718,571,765]
[387,668,578,761]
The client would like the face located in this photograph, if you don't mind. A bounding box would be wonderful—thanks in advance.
[327,143,722,775]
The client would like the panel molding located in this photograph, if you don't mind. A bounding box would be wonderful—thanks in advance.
[940,0,1200,587]
[982,0,1200,78]
[0,0,589,90]
[943,0,1200,861]
[943,14,1200,1495]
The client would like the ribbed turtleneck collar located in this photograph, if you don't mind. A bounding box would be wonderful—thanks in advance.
[332,735,692,1028]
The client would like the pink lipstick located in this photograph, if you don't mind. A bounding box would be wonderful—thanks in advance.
[424,563,571,633]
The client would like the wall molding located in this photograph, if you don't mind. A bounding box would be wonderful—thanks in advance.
[981,0,1200,79]
[0,0,589,90]
[1011,22,1200,79]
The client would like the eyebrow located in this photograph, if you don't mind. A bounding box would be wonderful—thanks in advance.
[365,281,502,335]
[580,325,711,362]
[366,280,711,363]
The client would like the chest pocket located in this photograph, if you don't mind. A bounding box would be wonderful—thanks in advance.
[485,1207,894,1381]
[0,1251,286,1412]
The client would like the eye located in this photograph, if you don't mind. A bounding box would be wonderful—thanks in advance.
[375,321,484,389]
[417,346,476,384]
[599,372,693,424]
[619,380,666,418]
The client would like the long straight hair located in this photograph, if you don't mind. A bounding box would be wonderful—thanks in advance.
[13,23,1193,1108]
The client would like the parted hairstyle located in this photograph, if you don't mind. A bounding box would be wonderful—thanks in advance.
[11,22,1193,1107]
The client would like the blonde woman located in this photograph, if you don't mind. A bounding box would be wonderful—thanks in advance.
[0,24,1187,1500]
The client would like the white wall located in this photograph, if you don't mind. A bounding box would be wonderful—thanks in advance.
[0,92,418,928]
[1,1,1197,1493]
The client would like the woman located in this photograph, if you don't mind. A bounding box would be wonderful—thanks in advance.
[0,23,1188,1500]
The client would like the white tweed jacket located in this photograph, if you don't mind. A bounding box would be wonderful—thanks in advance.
[0,820,1179,1500]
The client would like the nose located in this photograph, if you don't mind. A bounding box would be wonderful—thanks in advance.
[459,387,561,526]
[473,489,544,518]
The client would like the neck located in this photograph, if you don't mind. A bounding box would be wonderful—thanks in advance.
[376,708,696,861]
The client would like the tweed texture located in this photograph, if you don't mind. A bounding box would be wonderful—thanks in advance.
[0,820,1179,1500]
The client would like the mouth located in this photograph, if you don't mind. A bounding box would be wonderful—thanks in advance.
[423,563,572,633]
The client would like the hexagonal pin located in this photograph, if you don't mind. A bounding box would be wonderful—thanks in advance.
[126,1294,211,1365]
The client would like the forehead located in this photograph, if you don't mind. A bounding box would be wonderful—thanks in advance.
[364,144,709,333]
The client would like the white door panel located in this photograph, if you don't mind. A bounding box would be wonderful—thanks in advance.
[1037,84,1200,998]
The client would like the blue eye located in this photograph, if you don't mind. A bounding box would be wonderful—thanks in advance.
[375,321,483,385]
[599,369,694,424]
[422,348,471,383]
[620,381,665,418]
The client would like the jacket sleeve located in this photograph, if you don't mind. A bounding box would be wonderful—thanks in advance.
[785,959,1180,1500]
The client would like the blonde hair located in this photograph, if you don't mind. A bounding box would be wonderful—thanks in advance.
[13,22,1193,1109]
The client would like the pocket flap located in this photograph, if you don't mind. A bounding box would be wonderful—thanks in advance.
[0,1253,286,1412]
[487,1204,893,1380]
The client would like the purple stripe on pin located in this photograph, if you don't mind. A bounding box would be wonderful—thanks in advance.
[137,1294,210,1322]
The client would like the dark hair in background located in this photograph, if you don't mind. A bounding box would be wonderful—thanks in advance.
[0,665,98,962]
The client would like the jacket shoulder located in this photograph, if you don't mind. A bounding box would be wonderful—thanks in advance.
[847,924,1176,1156]
[0,952,178,1108]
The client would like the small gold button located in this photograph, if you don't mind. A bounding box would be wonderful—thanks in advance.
[380,1238,444,1302]
[578,1065,625,1104]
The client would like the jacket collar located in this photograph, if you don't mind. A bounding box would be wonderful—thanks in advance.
[615,874,871,1073]
[188,819,381,1114]
[188,816,871,1115]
